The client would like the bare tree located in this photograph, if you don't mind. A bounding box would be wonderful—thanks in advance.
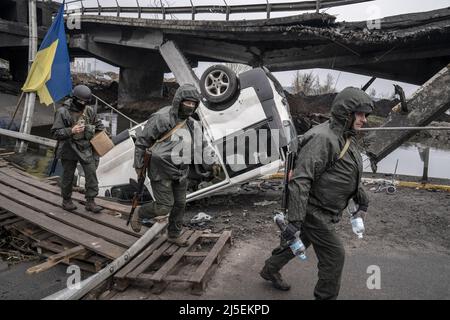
[322,73,336,94]
[292,71,337,95]
[224,63,252,75]
[292,71,316,95]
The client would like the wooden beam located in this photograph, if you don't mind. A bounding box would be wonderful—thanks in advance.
[0,194,124,259]
[0,172,142,240]
[366,64,450,165]
[26,246,87,274]
[0,167,132,217]
[0,180,138,248]
[0,128,56,148]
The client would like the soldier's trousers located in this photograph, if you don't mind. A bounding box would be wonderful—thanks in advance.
[264,206,345,300]
[138,178,188,238]
[61,159,99,200]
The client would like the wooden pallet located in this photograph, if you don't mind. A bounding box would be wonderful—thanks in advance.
[114,230,232,295]
[3,219,109,273]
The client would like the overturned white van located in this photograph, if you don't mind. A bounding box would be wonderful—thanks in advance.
[81,66,297,203]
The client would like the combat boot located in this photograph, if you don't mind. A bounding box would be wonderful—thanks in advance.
[85,198,102,213]
[62,198,77,212]
[260,265,291,291]
[167,235,189,247]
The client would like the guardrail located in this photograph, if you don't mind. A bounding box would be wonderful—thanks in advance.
[60,0,374,21]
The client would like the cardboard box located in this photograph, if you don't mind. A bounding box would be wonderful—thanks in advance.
[90,131,114,157]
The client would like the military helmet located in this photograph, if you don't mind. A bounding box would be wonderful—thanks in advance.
[72,84,92,102]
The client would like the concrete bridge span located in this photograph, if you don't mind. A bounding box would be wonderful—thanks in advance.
[67,7,450,106]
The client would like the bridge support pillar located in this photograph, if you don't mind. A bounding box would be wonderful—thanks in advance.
[118,64,164,108]
[8,48,28,82]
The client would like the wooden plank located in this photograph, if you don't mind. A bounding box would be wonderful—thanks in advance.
[48,245,87,262]
[0,167,131,215]
[33,231,54,241]
[0,171,144,237]
[190,231,231,283]
[33,240,107,267]
[113,235,167,292]
[126,230,195,280]
[26,246,87,274]
[114,235,167,280]
[184,252,209,258]
[0,181,138,248]
[0,212,16,222]
[0,194,125,259]
[0,152,15,157]
[151,231,203,282]
[0,217,22,227]
[40,250,98,273]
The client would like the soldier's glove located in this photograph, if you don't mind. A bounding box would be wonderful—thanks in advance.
[212,163,222,177]
[84,124,96,140]
[282,222,301,243]
[352,204,367,220]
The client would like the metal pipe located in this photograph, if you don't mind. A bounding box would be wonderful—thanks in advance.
[0,128,57,148]
[43,219,168,300]
[358,126,450,131]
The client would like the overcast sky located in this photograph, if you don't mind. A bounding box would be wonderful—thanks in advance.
[63,0,450,97]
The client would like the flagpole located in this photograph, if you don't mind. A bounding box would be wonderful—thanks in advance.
[17,0,38,153]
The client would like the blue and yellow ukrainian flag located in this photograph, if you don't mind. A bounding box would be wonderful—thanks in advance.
[22,2,72,105]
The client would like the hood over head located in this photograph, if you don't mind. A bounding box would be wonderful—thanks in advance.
[330,87,374,135]
[171,84,201,118]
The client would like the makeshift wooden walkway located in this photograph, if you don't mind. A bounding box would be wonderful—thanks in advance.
[0,161,232,295]
[0,166,143,261]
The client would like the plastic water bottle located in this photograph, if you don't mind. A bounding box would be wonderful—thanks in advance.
[288,237,307,260]
[347,199,365,239]
[273,212,307,260]
[351,216,365,239]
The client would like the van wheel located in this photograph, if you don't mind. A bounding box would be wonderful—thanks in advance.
[200,65,238,104]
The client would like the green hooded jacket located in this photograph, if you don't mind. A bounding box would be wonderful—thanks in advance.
[51,99,105,164]
[287,87,373,224]
[134,84,201,181]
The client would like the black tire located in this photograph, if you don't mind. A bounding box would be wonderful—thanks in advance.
[200,65,238,104]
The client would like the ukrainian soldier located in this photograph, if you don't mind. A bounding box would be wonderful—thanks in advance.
[260,87,373,300]
[51,84,105,213]
[130,84,201,247]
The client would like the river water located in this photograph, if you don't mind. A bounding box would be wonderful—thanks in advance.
[362,143,450,180]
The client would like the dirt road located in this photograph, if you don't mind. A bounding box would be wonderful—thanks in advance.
[111,180,449,300]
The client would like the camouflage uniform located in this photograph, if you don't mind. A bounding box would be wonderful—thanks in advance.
[51,99,105,202]
[263,87,373,300]
[134,84,200,238]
